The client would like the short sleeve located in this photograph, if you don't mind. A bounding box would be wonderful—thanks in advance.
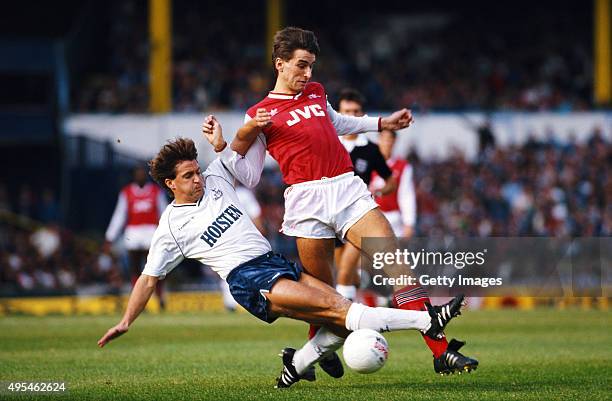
[141,226,184,279]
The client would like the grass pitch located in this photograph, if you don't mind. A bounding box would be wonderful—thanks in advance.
[0,309,610,400]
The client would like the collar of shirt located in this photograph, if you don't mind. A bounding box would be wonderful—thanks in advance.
[340,134,369,153]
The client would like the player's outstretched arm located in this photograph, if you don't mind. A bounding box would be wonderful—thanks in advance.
[326,101,380,135]
[231,108,271,156]
[327,103,414,135]
[97,274,158,348]
[380,109,414,131]
[202,114,266,188]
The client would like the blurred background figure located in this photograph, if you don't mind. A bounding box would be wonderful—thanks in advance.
[371,129,417,239]
[334,88,396,301]
[105,165,168,308]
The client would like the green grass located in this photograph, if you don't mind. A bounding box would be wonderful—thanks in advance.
[0,310,610,400]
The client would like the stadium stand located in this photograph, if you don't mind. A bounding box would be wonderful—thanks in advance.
[72,1,593,112]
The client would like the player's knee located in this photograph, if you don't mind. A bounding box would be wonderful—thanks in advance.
[325,294,351,319]
[141,274,159,289]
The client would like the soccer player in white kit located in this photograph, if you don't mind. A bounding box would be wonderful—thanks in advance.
[97,116,466,388]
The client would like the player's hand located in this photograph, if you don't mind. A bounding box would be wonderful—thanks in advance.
[202,115,227,152]
[97,321,129,348]
[253,108,272,128]
[381,109,413,131]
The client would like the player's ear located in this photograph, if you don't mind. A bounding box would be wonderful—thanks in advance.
[165,178,176,191]
[275,57,284,73]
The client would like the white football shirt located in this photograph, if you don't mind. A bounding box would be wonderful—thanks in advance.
[142,135,272,280]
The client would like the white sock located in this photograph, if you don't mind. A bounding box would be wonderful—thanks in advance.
[344,303,431,333]
[293,327,345,375]
[336,284,357,300]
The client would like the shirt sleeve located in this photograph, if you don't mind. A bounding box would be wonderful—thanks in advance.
[326,101,380,136]
[236,187,262,219]
[398,165,417,227]
[217,133,267,188]
[105,191,127,242]
[141,225,184,279]
[370,144,393,179]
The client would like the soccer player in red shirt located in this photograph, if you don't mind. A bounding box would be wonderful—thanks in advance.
[105,166,168,309]
[231,27,477,376]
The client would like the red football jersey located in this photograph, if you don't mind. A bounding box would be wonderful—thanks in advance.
[123,183,162,226]
[372,158,409,212]
[246,82,353,185]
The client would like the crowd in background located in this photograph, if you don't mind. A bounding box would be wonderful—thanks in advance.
[0,187,122,294]
[408,127,611,238]
[73,1,592,113]
[2,126,609,294]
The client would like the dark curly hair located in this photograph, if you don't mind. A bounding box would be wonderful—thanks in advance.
[149,137,198,197]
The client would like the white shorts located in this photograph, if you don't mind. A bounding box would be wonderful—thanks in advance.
[124,225,157,251]
[382,210,404,237]
[282,172,379,240]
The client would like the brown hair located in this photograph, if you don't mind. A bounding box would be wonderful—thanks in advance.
[272,27,320,73]
[337,88,366,108]
[149,137,198,197]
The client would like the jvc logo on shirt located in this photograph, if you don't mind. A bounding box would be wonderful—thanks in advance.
[286,104,325,127]
[200,204,244,247]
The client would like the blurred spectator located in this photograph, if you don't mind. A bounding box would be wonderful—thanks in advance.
[38,189,61,224]
[30,225,61,259]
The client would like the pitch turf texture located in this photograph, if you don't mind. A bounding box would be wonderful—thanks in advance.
[0,310,610,401]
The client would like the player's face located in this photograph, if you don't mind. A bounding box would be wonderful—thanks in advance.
[277,49,316,93]
[133,167,147,186]
[167,160,203,203]
[339,100,363,117]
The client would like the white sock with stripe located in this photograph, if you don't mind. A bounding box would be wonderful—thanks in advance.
[293,327,344,376]
[344,303,431,332]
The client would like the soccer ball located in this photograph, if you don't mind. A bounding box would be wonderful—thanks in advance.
[342,329,389,374]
